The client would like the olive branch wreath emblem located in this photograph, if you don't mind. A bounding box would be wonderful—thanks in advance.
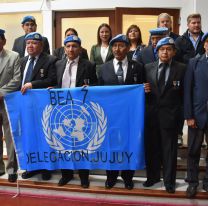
[41,102,107,153]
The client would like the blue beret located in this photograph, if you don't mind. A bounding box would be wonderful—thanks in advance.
[156,37,175,51]
[21,16,36,24]
[0,29,5,36]
[202,32,208,42]
[109,34,129,46]
[24,32,43,41]
[64,35,81,45]
[149,27,168,36]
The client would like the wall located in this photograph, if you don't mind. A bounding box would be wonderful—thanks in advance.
[1,0,207,51]
[0,12,43,50]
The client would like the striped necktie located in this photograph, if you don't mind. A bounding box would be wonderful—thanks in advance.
[117,61,124,84]
[24,57,35,84]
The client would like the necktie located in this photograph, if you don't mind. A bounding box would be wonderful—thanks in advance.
[61,60,74,88]
[158,63,168,92]
[24,57,35,84]
[68,61,75,87]
[117,61,124,84]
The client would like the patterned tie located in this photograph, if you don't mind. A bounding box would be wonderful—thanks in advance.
[158,63,168,92]
[61,61,75,88]
[24,57,35,84]
[68,61,75,87]
[117,61,124,84]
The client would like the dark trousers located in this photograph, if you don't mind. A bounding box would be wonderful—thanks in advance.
[106,170,135,183]
[145,125,178,186]
[187,126,208,186]
[61,169,89,181]
[177,106,184,136]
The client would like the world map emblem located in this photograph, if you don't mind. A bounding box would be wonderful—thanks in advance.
[42,100,107,153]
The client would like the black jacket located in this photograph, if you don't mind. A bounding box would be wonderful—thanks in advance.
[145,60,186,128]
[20,53,57,88]
[175,30,204,64]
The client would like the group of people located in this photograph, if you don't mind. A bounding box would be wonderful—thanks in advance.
[0,12,208,198]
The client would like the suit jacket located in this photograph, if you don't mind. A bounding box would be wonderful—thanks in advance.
[98,59,144,86]
[145,60,186,128]
[184,54,208,129]
[137,46,156,66]
[0,49,21,96]
[12,35,50,58]
[55,58,97,88]
[53,46,89,60]
[90,45,114,75]
[20,53,57,88]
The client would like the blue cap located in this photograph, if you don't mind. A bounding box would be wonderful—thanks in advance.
[149,27,168,36]
[21,16,36,24]
[156,37,175,51]
[24,32,43,41]
[0,29,5,36]
[109,34,129,46]
[64,35,81,45]
[202,32,208,42]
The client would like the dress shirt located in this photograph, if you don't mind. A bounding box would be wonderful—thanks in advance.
[22,55,39,86]
[113,57,128,81]
[100,46,109,62]
[188,31,200,50]
[0,50,3,65]
[62,56,79,88]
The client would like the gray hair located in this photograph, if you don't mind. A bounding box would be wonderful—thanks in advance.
[157,13,172,31]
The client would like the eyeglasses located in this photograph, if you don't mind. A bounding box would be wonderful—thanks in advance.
[159,47,174,52]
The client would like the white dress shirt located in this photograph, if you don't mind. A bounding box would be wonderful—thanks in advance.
[22,55,39,86]
[62,56,79,88]
[100,46,109,62]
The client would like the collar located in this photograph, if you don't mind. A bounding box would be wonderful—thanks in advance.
[114,56,128,65]
[29,54,40,61]
[0,49,3,57]
[67,56,79,64]
[158,59,172,67]
[188,30,201,39]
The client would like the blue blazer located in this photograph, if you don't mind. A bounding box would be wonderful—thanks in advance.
[184,54,208,129]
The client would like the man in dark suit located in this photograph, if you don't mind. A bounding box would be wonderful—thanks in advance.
[53,27,88,60]
[175,13,205,147]
[20,32,57,180]
[137,27,168,65]
[55,35,97,188]
[184,32,208,198]
[12,16,50,58]
[98,34,148,190]
[143,37,186,193]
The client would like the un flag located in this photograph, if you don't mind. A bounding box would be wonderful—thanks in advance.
[5,85,145,171]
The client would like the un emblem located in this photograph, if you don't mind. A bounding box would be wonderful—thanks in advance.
[42,100,107,153]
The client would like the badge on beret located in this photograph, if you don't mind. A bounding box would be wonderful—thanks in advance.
[35,34,40,39]
[73,36,78,41]
[169,38,174,44]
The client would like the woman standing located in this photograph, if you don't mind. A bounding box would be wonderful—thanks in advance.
[90,23,114,76]
[126,24,145,61]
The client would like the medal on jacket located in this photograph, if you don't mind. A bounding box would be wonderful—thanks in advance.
[40,69,44,77]
[173,80,180,87]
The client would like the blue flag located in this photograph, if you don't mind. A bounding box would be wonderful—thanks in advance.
[5,85,145,171]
